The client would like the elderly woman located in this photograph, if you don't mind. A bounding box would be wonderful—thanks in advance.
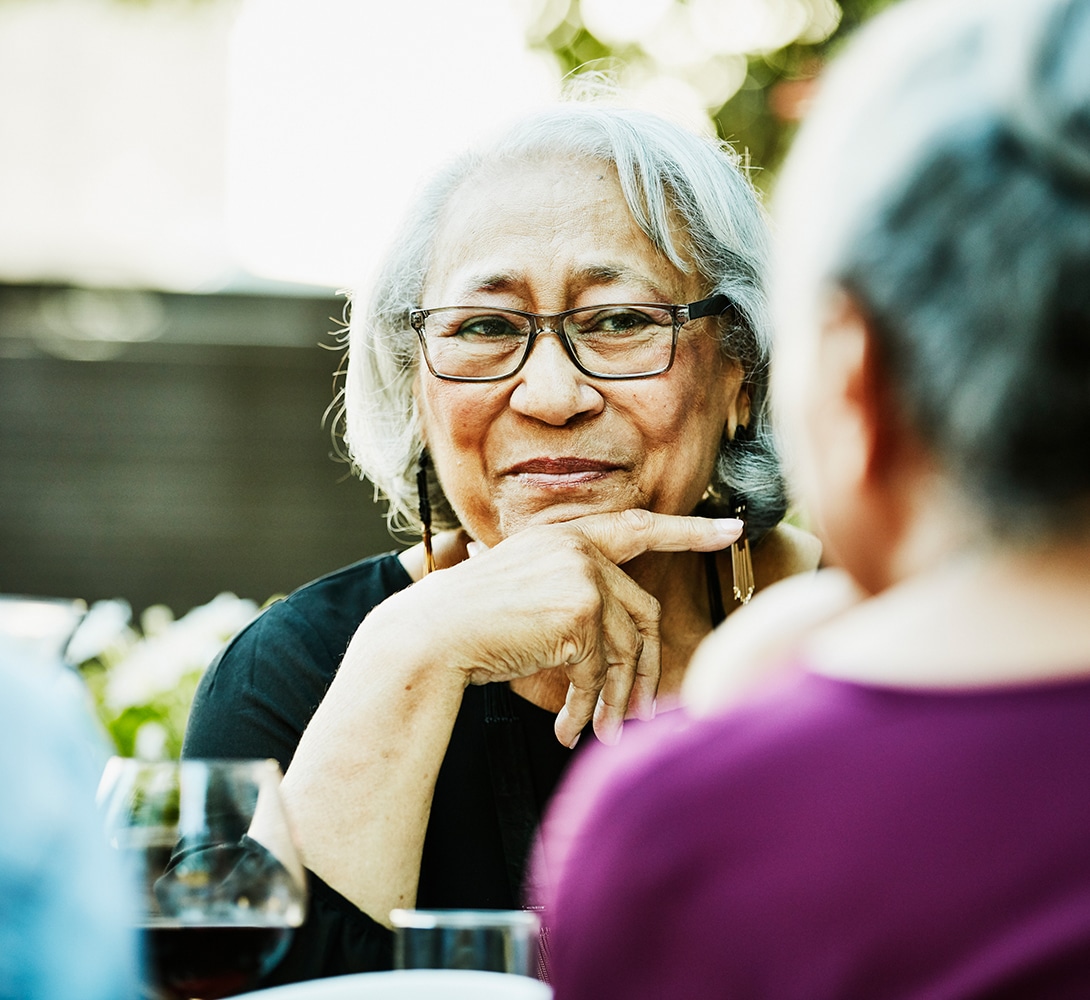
[183,103,818,983]
[537,0,1090,996]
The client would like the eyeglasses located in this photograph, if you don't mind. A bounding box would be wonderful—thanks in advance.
[409,295,734,382]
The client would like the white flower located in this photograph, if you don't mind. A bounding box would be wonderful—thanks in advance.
[133,721,169,761]
[66,599,133,665]
[103,593,259,712]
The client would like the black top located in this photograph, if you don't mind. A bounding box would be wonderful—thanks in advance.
[183,552,582,986]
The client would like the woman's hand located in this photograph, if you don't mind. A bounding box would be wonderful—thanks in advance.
[397,509,742,747]
[278,509,738,924]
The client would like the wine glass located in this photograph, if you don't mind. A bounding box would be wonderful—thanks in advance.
[99,758,307,1000]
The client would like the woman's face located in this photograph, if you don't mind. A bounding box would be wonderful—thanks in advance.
[415,157,747,547]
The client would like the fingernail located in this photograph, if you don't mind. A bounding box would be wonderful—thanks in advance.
[650,698,657,720]
[466,541,483,558]
[713,518,744,534]
[568,732,581,749]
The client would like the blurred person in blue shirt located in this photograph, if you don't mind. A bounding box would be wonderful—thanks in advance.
[0,635,139,1000]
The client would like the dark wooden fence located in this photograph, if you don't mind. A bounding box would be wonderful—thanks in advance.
[0,283,396,615]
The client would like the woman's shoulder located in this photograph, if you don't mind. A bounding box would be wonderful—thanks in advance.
[183,551,413,762]
[232,551,413,667]
[752,521,822,589]
[273,550,413,619]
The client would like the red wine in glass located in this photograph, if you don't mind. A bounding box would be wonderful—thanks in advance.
[99,759,308,1000]
[141,922,293,1000]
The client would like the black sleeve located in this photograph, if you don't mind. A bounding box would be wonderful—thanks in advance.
[182,556,408,983]
[262,872,393,985]
[184,598,340,771]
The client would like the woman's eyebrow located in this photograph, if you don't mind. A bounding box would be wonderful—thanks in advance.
[451,271,520,296]
[573,264,672,301]
[575,263,627,283]
[448,264,666,301]
[575,263,652,286]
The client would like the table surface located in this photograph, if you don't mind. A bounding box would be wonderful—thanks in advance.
[233,968,553,999]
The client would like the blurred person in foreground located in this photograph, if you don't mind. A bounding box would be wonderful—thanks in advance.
[536,0,1090,996]
[0,638,139,1000]
[182,101,820,984]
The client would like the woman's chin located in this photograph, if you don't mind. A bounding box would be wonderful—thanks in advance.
[490,497,646,541]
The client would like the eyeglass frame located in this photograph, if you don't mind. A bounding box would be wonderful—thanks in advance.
[408,294,736,383]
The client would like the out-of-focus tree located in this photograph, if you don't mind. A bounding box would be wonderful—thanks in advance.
[527,0,895,188]
[69,0,890,187]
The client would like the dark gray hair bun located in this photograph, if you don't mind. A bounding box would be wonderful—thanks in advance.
[1007,0,1090,192]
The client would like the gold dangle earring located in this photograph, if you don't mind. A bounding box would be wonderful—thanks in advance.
[417,450,436,575]
[730,496,755,605]
[729,426,755,605]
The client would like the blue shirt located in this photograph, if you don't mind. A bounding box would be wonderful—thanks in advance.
[0,638,139,1000]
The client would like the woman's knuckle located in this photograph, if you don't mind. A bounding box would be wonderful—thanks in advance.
[572,586,604,625]
[551,530,592,560]
[619,508,655,534]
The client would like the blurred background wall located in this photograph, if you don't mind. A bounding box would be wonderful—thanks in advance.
[0,0,887,615]
[0,284,384,612]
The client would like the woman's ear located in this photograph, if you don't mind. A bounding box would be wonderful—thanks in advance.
[724,371,752,441]
[410,377,428,447]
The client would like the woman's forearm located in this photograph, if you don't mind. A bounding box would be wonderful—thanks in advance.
[278,588,468,926]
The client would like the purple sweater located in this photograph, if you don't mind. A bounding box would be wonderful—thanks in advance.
[537,669,1090,999]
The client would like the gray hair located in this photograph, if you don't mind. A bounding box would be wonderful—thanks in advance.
[774,0,1090,539]
[342,102,786,541]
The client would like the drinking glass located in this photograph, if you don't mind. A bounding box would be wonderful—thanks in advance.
[390,908,541,978]
[99,758,307,1000]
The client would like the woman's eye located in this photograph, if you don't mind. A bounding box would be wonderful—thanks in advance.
[585,309,653,334]
[452,315,522,339]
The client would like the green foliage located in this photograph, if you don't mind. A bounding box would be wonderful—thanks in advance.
[75,593,262,760]
[81,660,208,759]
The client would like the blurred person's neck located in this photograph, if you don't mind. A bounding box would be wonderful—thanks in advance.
[800,400,1090,689]
[803,531,1090,690]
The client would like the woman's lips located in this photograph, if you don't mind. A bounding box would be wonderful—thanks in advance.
[505,457,620,486]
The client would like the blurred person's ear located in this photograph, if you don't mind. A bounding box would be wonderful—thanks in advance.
[813,290,881,491]
[794,290,875,562]
[803,288,920,593]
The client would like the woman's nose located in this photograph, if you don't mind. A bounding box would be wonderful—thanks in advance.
[509,329,604,425]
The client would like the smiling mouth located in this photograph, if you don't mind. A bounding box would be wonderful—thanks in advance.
[506,457,620,486]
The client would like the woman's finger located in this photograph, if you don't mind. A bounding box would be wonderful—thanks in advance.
[553,560,662,746]
[622,588,662,723]
[594,567,663,741]
[571,508,743,565]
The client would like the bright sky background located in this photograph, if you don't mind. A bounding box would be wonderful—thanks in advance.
[0,0,837,296]
[226,0,560,291]
[0,0,559,295]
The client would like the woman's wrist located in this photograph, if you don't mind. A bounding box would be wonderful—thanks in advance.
[353,581,476,692]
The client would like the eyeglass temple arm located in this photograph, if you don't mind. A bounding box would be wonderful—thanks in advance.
[686,294,734,320]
